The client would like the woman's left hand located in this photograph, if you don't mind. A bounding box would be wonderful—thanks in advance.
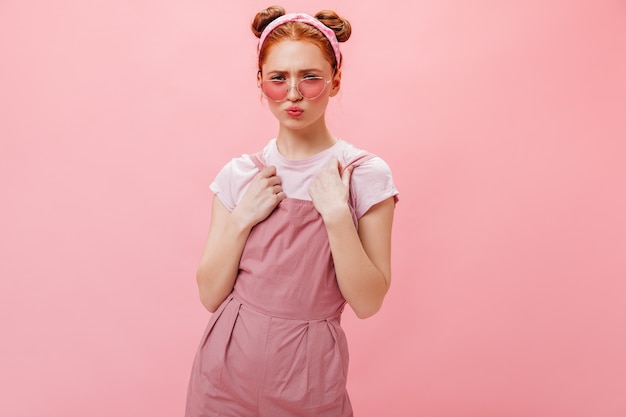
[309,158,353,221]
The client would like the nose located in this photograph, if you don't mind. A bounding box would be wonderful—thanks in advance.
[285,81,302,101]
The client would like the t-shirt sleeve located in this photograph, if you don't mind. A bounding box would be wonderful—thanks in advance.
[350,156,399,218]
[209,155,258,212]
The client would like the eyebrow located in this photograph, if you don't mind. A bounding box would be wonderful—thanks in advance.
[265,68,324,75]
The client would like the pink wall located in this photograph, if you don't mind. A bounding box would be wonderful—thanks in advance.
[1,1,625,416]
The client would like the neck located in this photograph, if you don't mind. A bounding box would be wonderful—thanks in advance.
[275,118,337,160]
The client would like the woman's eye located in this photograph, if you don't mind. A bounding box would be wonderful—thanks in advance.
[303,74,320,80]
[270,76,286,81]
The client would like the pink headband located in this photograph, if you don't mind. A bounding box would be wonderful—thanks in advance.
[258,12,341,66]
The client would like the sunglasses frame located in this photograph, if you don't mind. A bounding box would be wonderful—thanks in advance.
[258,77,332,102]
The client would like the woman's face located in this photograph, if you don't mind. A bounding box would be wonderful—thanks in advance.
[258,40,340,132]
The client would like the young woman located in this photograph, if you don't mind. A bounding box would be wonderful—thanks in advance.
[186,6,399,417]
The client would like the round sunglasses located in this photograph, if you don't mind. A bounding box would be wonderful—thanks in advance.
[258,76,332,101]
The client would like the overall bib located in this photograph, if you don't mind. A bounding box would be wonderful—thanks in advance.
[186,152,373,417]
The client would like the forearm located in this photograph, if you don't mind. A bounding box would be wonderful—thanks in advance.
[197,168,286,312]
[323,207,390,318]
[196,208,253,312]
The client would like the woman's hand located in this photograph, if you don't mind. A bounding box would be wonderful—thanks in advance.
[309,158,353,222]
[232,165,285,228]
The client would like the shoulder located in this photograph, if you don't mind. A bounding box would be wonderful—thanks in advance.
[210,143,272,211]
[212,154,258,186]
[354,155,394,178]
[334,139,364,165]
[213,139,275,185]
[335,140,399,218]
[334,139,394,178]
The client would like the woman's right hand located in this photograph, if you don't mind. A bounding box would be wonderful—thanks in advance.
[232,165,285,228]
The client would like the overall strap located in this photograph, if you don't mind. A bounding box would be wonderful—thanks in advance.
[341,152,376,174]
[342,152,377,223]
[248,151,266,170]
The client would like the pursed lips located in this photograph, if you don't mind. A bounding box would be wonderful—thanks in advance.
[285,106,304,117]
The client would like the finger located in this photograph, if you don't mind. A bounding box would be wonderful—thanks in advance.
[272,190,286,205]
[268,176,282,186]
[259,165,277,177]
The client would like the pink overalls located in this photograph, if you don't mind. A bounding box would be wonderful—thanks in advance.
[186,152,373,417]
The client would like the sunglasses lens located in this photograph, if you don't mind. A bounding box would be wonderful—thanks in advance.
[260,78,328,101]
[261,81,288,101]
[298,78,326,99]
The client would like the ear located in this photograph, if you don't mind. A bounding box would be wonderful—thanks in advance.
[256,71,262,87]
[329,69,342,97]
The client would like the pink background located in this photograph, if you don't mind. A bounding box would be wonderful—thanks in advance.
[1,1,625,416]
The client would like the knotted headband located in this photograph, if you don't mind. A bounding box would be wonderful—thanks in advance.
[258,12,341,66]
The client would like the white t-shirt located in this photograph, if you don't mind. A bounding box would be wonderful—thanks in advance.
[210,138,399,219]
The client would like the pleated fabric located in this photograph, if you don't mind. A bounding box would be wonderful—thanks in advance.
[185,152,373,417]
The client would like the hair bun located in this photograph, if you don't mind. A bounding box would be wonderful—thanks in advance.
[251,5,286,38]
[315,10,352,42]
